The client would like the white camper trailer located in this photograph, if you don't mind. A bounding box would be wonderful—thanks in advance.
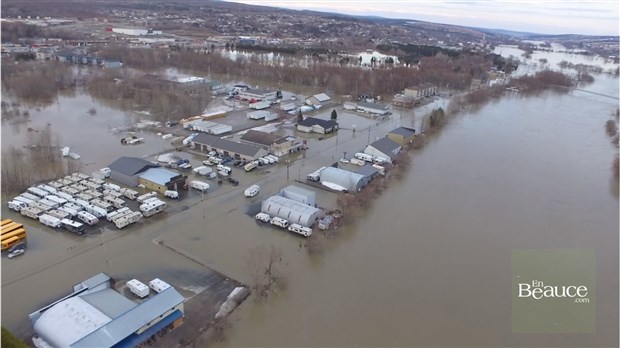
[126,279,150,298]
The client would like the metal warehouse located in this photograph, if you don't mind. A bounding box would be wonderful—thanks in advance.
[29,273,185,348]
[320,167,369,192]
[139,168,186,194]
[261,196,322,227]
[279,185,316,207]
[108,157,160,187]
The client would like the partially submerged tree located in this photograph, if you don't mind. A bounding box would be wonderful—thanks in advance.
[246,245,288,298]
[331,109,338,120]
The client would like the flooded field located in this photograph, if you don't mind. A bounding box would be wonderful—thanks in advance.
[2,59,618,347]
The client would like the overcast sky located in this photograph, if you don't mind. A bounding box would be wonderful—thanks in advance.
[226,0,619,36]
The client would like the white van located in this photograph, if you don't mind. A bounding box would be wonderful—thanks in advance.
[8,200,28,212]
[149,278,171,293]
[77,211,99,225]
[164,190,179,199]
[39,214,61,228]
[255,212,271,223]
[288,223,313,237]
[216,164,232,174]
[270,217,289,228]
[244,185,260,198]
[354,152,374,162]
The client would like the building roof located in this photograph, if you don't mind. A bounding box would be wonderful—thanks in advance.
[193,133,219,146]
[240,130,284,146]
[108,157,160,176]
[357,102,389,110]
[261,195,320,227]
[33,297,112,348]
[319,167,366,192]
[242,87,274,96]
[193,133,265,157]
[72,287,185,347]
[79,288,137,319]
[298,117,338,129]
[312,93,331,102]
[389,127,416,138]
[280,185,316,206]
[355,164,380,178]
[139,168,180,186]
[368,137,401,158]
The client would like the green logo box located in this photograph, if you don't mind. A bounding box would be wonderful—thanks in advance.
[512,249,596,333]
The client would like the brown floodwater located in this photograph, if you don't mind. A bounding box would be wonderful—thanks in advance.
[1,69,618,347]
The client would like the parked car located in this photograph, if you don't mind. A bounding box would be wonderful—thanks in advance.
[8,248,25,259]
[227,178,239,186]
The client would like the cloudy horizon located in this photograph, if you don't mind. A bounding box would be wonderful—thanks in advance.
[224,0,619,36]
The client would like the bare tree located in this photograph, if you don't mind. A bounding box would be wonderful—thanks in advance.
[246,245,288,298]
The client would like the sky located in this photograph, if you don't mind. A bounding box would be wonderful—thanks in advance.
[225,0,620,36]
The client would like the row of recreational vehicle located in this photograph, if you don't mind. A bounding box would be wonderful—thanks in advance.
[254,213,312,237]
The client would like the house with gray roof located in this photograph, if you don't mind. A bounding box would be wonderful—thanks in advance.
[387,127,416,145]
[363,137,402,163]
[297,117,338,134]
[192,133,268,161]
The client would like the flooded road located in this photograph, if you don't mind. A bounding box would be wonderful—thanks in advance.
[1,62,618,346]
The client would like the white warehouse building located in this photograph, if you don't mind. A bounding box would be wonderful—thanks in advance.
[261,196,322,227]
[319,167,369,192]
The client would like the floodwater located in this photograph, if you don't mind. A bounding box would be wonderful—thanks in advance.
[1,54,618,347]
[205,78,618,345]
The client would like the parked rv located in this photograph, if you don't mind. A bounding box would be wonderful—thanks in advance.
[106,207,131,222]
[288,223,313,237]
[355,153,374,162]
[190,180,210,193]
[27,187,50,198]
[13,196,35,207]
[270,217,289,228]
[104,196,126,209]
[63,203,84,213]
[255,212,271,223]
[77,211,99,225]
[100,167,111,178]
[119,188,139,200]
[102,183,121,192]
[244,185,260,198]
[21,207,44,220]
[136,192,158,203]
[38,198,60,209]
[37,184,58,195]
[164,190,179,199]
[20,192,41,202]
[244,161,259,172]
[39,214,61,228]
[61,219,85,235]
[114,212,142,229]
[350,158,366,166]
[91,199,114,212]
[8,201,28,212]
[127,279,150,298]
[84,204,107,218]
[58,206,79,217]
[47,209,71,220]
[140,200,167,218]
[149,278,171,293]
[45,195,68,207]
